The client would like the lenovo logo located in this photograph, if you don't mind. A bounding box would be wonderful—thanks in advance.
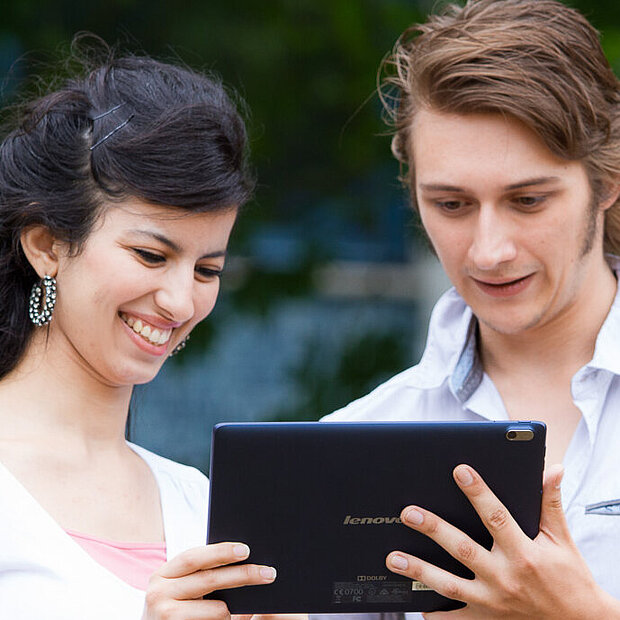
[343,515,402,525]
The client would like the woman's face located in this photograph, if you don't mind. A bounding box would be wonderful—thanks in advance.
[48,199,238,387]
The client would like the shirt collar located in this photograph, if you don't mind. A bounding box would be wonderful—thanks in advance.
[449,317,483,403]
[410,254,620,397]
[404,287,476,391]
[588,254,620,375]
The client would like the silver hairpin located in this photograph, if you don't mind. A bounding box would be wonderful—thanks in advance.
[91,102,126,121]
[90,103,134,151]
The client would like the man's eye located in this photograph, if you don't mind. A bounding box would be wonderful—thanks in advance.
[134,249,165,264]
[436,200,465,211]
[515,196,545,208]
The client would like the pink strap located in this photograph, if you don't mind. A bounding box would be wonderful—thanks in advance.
[66,529,167,591]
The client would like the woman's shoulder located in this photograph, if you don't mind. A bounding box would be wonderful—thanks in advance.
[127,442,209,493]
[128,443,210,556]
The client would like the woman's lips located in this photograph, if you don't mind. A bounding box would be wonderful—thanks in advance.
[472,274,533,298]
[119,312,172,346]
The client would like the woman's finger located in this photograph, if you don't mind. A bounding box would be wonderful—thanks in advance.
[168,563,277,600]
[144,597,231,620]
[159,543,251,578]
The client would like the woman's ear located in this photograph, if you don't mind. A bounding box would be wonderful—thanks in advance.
[20,226,61,278]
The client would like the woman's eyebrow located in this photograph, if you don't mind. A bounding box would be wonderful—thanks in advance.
[127,229,227,259]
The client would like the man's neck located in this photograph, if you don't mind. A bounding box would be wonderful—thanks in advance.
[478,256,617,381]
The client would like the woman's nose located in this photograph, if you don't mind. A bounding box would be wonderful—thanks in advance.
[154,271,195,323]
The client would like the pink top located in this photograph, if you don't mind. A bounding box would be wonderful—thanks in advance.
[66,529,167,591]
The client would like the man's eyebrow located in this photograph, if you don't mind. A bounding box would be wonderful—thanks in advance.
[505,176,561,190]
[128,230,227,259]
[419,184,466,192]
[419,177,561,193]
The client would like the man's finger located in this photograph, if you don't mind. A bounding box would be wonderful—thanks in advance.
[452,464,527,552]
[539,463,571,541]
[386,551,475,606]
[398,504,493,578]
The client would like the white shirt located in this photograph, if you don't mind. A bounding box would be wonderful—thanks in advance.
[0,442,209,620]
[325,256,620,611]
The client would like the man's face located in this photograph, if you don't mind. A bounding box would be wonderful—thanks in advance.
[411,109,612,338]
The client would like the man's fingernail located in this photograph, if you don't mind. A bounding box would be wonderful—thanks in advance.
[404,508,424,525]
[233,544,250,558]
[554,465,564,489]
[260,566,277,581]
[455,466,473,486]
[389,554,409,571]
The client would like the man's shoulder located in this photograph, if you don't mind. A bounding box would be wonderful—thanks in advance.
[323,287,474,422]
[322,365,442,422]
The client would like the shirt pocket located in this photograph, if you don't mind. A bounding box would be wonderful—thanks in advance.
[585,499,620,515]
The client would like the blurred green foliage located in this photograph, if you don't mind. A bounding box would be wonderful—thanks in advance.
[2,1,620,422]
[271,329,412,421]
[3,0,618,249]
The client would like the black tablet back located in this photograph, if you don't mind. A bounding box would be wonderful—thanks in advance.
[207,421,545,614]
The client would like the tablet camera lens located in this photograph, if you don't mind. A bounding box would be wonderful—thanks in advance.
[506,429,534,441]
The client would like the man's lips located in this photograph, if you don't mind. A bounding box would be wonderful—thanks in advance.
[471,274,534,297]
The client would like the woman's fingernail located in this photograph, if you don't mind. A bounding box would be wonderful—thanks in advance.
[404,508,424,525]
[260,566,277,581]
[233,544,250,558]
[389,554,409,571]
[455,466,473,486]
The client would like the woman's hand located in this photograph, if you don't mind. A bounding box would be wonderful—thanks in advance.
[142,542,276,620]
[386,464,620,619]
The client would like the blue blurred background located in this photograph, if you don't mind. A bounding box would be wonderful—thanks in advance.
[3,0,619,472]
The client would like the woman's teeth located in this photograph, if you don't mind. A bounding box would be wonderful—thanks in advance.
[121,313,171,346]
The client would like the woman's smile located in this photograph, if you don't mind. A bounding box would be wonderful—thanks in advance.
[119,312,173,347]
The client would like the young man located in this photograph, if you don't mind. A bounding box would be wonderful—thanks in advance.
[325,0,620,617]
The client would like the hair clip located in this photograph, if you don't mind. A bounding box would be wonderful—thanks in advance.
[89,112,135,151]
[91,102,126,121]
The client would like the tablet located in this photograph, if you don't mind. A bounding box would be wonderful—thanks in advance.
[207,420,545,614]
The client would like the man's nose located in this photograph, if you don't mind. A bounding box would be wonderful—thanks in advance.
[467,205,518,270]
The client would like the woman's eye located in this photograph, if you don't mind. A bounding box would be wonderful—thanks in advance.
[196,266,223,279]
[134,249,165,264]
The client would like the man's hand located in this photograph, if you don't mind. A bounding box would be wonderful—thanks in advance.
[386,464,620,619]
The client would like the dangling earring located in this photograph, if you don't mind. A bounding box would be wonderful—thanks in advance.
[169,335,190,357]
[29,275,57,327]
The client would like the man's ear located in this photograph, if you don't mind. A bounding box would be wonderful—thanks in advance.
[20,226,61,278]
[600,182,620,212]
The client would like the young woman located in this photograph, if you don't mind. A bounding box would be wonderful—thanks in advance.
[0,49,277,619]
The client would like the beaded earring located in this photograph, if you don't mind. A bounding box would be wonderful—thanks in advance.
[29,275,57,326]
[169,335,190,357]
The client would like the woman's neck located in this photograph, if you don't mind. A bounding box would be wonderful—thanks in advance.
[0,337,133,449]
